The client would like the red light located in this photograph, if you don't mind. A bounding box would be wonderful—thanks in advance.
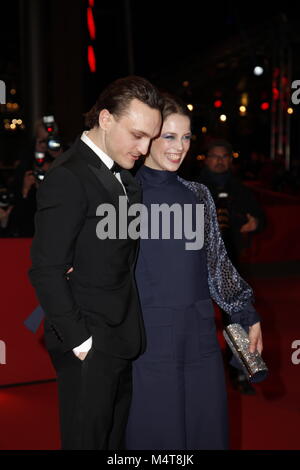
[88,0,94,6]
[214,100,222,108]
[47,127,53,132]
[272,88,279,100]
[88,45,96,73]
[87,7,96,40]
[261,102,270,110]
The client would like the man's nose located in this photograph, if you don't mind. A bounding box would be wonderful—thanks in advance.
[137,139,151,156]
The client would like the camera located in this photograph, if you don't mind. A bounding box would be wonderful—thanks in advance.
[216,192,230,231]
[0,186,15,210]
[33,168,46,183]
[42,115,61,151]
[33,152,47,183]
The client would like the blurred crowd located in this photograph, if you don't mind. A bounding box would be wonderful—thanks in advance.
[0,116,64,237]
[1,117,300,238]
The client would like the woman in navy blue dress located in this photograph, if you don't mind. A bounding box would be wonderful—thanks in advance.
[125,94,263,450]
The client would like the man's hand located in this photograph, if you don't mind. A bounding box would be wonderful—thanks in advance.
[248,322,263,354]
[0,206,14,222]
[22,170,37,198]
[240,213,258,233]
[74,351,89,361]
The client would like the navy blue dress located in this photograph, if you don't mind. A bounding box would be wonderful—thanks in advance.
[125,166,228,450]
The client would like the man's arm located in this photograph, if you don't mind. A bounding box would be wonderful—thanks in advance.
[29,165,91,353]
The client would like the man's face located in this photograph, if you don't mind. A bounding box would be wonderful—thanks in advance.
[35,125,49,153]
[205,146,232,174]
[99,98,162,169]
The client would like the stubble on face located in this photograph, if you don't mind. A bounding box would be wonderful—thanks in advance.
[105,99,162,169]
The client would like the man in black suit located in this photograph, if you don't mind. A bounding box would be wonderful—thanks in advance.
[29,76,162,449]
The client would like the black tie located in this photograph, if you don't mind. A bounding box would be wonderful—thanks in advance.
[110,162,122,174]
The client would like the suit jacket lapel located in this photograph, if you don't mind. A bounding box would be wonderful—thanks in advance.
[120,169,142,205]
[76,137,142,207]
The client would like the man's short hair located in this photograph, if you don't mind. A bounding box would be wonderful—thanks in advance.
[84,75,163,129]
[205,139,233,156]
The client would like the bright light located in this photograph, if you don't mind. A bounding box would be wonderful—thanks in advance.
[87,45,96,73]
[261,102,270,111]
[254,66,264,76]
[233,152,239,158]
[10,123,16,130]
[201,126,207,133]
[187,104,193,111]
[220,114,227,122]
[17,119,22,125]
[239,106,246,113]
[287,107,294,114]
[214,99,222,108]
[196,154,205,161]
[241,93,248,106]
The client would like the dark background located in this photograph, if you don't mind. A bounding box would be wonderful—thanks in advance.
[1,0,300,168]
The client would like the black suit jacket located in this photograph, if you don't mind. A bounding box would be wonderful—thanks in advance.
[29,136,146,359]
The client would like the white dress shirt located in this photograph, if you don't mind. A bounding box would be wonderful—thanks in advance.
[72,131,127,356]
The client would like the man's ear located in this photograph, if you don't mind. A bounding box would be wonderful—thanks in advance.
[98,109,113,131]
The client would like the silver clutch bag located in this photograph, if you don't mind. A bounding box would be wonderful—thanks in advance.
[223,323,268,383]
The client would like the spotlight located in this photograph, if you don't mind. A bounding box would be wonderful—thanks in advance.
[254,66,264,76]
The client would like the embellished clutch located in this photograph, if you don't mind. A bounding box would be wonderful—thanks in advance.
[223,323,268,383]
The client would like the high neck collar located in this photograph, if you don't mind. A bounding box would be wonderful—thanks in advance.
[137,165,177,185]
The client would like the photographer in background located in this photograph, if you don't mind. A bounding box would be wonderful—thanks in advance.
[12,116,63,236]
[198,139,266,395]
[0,183,16,237]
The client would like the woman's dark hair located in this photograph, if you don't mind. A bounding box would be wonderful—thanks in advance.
[160,92,192,122]
[84,75,163,129]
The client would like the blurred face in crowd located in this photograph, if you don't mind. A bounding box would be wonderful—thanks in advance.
[145,113,191,172]
[205,145,232,174]
[90,98,162,170]
[35,125,49,153]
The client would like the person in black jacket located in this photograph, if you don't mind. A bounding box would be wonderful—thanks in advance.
[29,76,162,450]
[198,139,266,394]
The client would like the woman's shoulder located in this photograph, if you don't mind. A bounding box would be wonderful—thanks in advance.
[177,176,212,201]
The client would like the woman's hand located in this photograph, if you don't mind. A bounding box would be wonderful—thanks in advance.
[248,322,263,354]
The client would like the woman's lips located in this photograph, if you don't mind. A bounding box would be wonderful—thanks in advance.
[166,153,181,163]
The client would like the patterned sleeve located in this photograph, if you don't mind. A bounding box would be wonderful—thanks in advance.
[178,178,260,327]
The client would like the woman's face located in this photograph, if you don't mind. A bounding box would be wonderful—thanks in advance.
[145,113,191,172]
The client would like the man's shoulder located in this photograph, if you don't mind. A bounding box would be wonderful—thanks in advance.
[48,138,87,180]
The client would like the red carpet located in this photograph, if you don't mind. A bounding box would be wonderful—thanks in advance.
[0,276,299,450]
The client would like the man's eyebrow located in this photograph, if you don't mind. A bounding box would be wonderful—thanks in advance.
[131,129,151,137]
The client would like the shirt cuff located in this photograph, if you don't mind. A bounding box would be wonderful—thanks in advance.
[72,336,92,355]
